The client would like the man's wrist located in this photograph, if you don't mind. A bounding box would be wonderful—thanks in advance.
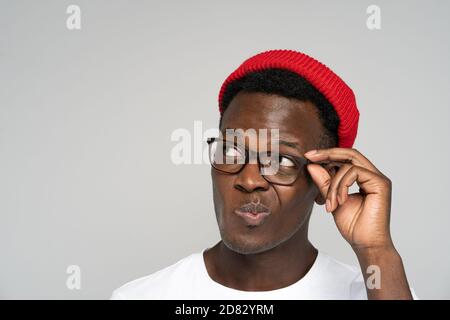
[353,242,400,262]
[353,242,404,283]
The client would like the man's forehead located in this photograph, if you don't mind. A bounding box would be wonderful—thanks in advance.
[220,93,325,152]
[222,92,321,130]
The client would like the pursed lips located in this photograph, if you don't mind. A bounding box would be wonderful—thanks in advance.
[234,201,271,226]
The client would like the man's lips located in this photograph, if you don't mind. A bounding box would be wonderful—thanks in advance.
[234,202,271,226]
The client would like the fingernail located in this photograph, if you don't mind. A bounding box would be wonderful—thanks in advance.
[325,199,331,212]
[305,150,318,157]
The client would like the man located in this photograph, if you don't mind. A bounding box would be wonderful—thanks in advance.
[111,49,416,299]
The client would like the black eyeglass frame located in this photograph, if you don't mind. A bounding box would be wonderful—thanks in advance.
[206,137,313,186]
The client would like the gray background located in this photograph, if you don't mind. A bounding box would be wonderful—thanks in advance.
[1,0,449,299]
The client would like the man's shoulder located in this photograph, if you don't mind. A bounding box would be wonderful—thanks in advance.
[316,251,367,299]
[111,251,202,299]
[319,251,361,277]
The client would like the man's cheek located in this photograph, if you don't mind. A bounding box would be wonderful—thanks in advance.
[212,177,234,215]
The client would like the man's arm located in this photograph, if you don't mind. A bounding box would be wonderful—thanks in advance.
[304,148,414,300]
[355,245,413,299]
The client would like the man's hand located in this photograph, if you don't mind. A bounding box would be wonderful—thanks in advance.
[304,147,392,251]
[304,147,413,299]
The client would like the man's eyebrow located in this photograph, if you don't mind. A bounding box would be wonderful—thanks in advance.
[277,140,305,153]
[220,128,305,153]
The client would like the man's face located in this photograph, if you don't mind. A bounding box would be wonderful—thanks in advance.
[212,91,326,254]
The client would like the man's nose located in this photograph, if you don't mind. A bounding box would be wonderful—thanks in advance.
[234,163,270,193]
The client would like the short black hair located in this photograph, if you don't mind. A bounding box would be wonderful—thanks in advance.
[220,68,339,148]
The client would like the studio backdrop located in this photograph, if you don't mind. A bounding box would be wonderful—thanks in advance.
[0,0,449,299]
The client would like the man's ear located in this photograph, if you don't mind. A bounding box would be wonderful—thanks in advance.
[313,164,338,205]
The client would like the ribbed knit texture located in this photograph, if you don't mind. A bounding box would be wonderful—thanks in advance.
[218,49,359,148]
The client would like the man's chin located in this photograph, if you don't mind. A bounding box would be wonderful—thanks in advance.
[221,233,279,255]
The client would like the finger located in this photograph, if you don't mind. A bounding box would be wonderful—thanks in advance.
[336,165,392,208]
[304,148,382,175]
[325,163,353,212]
[306,163,332,202]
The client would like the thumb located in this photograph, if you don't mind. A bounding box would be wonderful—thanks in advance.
[306,163,332,202]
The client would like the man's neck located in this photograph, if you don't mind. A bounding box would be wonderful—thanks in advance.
[203,231,318,291]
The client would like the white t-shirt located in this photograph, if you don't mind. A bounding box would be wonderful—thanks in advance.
[111,248,417,300]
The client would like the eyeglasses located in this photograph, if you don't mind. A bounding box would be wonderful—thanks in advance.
[206,137,312,186]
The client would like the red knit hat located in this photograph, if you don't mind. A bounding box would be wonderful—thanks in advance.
[218,49,359,148]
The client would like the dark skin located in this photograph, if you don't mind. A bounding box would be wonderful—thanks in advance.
[204,91,413,299]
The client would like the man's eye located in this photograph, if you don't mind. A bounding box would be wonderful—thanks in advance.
[224,146,240,157]
[279,156,296,167]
